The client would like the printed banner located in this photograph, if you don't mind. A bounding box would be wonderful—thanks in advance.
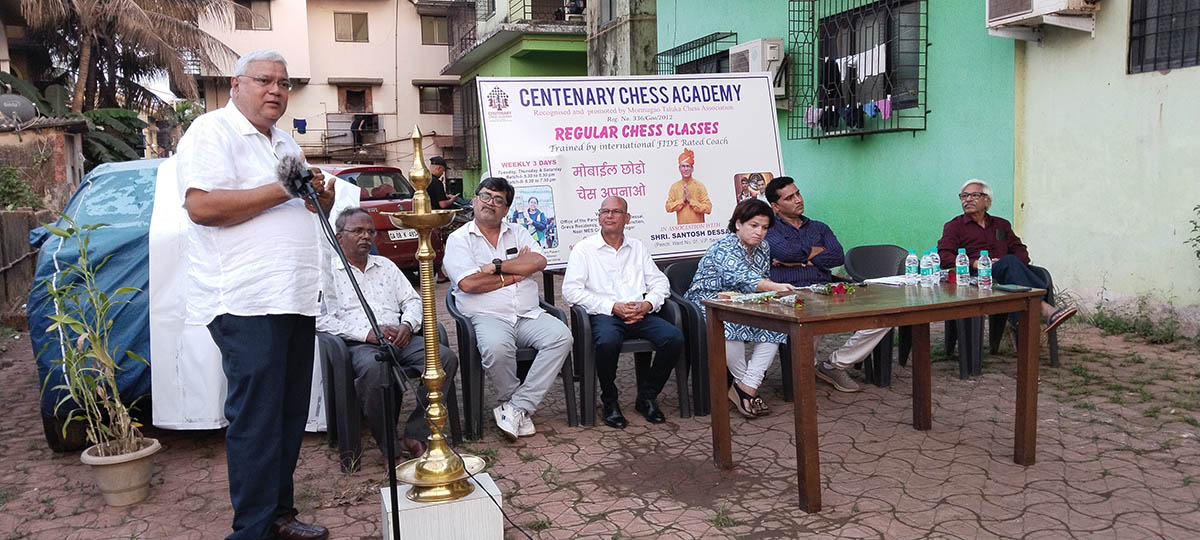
[477,73,784,269]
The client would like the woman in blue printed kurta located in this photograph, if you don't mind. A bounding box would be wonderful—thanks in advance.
[685,199,796,418]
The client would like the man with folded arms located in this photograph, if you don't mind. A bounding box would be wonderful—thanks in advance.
[442,176,572,440]
[764,176,889,393]
[937,178,1076,332]
[563,196,684,428]
[316,207,458,462]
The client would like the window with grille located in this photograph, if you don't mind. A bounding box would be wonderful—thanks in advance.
[335,12,369,42]
[419,85,454,114]
[1129,0,1200,74]
[463,79,481,168]
[234,0,271,31]
[787,0,928,140]
[598,0,616,25]
[656,32,738,75]
[478,0,496,20]
[422,15,449,45]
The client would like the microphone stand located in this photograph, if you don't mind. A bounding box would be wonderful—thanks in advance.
[293,177,406,540]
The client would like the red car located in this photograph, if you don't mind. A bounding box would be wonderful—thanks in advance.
[317,165,443,281]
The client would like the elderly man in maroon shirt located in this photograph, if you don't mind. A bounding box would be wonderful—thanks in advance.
[937,179,1076,333]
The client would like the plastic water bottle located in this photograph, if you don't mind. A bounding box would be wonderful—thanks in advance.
[918,250,933,287]
[929,250,941,285]
[955,248,970,286]
[904,250,919,285]
[977,250,993,290]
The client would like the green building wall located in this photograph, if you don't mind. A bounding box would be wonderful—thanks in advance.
[461,35,588,192]
[657,0,1014,254]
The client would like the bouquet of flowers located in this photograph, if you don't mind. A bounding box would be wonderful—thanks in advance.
[728,291,778,303]
[806,283,857,295]
[775,294,804,309]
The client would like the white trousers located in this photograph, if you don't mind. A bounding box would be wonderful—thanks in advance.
[827,328,891,370]
[725,340,780,390]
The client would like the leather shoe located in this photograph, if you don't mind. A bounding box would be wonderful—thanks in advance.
[635,398,666,424]
[602,401,627,429]
[273,511,328,540]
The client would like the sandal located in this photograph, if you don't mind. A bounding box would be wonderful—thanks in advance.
[728,384,759,419]
[750,396,769,416]
[1044,307,1077,334]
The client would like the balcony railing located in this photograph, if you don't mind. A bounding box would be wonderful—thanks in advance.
[293,114,388,163]
[509,0,577,22]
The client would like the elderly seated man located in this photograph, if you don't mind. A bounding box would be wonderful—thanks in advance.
[937,178,1076,333]
[442,176,572,441]
[316,207,458,462]
[562,196,684,428]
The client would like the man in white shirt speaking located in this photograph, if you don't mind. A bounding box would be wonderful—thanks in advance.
[316,207,458,462]
[562,196,684,428]
[177,49,333,540]
[442,177,572,441]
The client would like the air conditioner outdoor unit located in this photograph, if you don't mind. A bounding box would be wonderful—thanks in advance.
[986,0,1101,40]
[729,38,786,101]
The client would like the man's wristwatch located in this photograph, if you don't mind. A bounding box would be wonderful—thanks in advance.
[492,258,503,275]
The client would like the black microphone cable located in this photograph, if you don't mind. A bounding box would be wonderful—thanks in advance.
[285,159,532,540]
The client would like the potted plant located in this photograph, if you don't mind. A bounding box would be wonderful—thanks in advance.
[40,215,160,506]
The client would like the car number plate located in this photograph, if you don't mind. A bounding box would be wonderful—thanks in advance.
[387,229,419,241]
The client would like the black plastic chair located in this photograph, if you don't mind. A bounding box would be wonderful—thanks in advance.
[570,300,690,426]
[842,244,912,386]
[946,265,1060,377]
[445,290,578,440]
[663,259,795,417]
[319,324,462,473]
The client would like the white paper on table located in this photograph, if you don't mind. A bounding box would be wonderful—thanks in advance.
[864,275,909,286]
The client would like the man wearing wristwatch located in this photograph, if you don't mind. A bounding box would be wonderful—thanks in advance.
[316,207,459,461]
[442,176,572,441]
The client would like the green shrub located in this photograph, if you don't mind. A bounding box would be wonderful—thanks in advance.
[0,166,41,210]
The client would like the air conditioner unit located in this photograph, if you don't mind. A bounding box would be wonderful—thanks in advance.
[986,0,1101,40]
[729,38,786,100]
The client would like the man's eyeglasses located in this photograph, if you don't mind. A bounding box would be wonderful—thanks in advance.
[237,75,293,91]
[598,209,626,217]
[958,192,989,201]
[476,193,508,206]
[341,227,377,237]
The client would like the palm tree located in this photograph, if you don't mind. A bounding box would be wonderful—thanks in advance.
[20,0,242,112]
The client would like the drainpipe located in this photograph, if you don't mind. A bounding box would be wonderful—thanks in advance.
[395,0,401,168]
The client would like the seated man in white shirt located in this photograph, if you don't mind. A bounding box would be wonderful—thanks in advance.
[563,196,684,428]
[316,207,458,460]
[442,177,572,441]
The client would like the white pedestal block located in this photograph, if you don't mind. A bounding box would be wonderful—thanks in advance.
[380,473,504,540]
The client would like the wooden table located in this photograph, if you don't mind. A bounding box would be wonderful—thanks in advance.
[702,283,1044,512]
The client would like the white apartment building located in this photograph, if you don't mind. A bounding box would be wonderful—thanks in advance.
[193,0,459,171]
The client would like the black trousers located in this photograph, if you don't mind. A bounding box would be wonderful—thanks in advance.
[343,337,458,453]
[591,313,684,404]
[207,313,314,540]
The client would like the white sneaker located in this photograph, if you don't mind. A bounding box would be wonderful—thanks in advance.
[517,413,535,437]
[493,403,521,441]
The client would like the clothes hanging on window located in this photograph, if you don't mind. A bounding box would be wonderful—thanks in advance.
[804,106,820,126]
[879,96,893,120]
[843,64,864,129]
[863,101,878,118]
[834,44,887,84]
[818,57,841,108]
[819,106,836,131]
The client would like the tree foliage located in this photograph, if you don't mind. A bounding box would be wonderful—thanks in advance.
[0,72,146,171]
[19,0,242,113]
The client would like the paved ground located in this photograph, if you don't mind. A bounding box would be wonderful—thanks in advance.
[2,278,1199,539]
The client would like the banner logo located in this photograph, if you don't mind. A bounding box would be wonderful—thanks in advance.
[487,88,510,111]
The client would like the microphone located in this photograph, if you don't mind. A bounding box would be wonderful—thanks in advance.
[276,154,316,198]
